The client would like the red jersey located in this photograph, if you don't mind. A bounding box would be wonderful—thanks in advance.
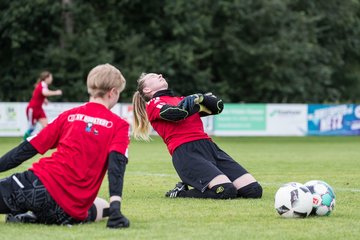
[28,81,48,109]
[29,102,130,220]
[146,94,210,155]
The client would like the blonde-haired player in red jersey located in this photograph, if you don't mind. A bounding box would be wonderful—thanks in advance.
[24,71,62,139]
[0,64,130,228]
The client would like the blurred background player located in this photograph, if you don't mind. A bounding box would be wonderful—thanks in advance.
[24,71,63,139]
[132,73,263,199]
[0,64,130,228]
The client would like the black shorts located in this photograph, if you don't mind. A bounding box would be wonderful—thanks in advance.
[0,170,83,225]
[172,139,248,192]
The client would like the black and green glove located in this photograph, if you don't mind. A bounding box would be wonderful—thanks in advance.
[178,93,204,113]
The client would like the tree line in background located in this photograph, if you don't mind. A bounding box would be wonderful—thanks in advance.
[1,0,360,103]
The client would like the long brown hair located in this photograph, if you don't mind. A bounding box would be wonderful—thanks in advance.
[35,71,51,86]
[132,73,152,141]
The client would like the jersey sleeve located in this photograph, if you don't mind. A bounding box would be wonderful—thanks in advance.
[0,141,38,172]
[41,81,49,91]
[29,115,63,154]
[108,119,130,157]
[146,97,177,122]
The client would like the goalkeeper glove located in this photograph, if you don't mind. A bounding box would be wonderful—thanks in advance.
[202,92,224,114]
[178,93,204,113]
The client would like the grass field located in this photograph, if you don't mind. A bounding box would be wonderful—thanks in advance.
[0,136,359,240]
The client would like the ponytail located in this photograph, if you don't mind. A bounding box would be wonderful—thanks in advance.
[132,91,151,141]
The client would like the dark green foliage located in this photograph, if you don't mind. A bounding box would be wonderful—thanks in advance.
[1,0,360,103]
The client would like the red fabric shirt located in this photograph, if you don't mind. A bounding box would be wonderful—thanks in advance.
[28,81,48,108]
[29,102,130,220]
[146,95,210,155]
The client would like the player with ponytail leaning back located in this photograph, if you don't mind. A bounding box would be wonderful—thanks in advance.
[132,73,263,199]
[0,64,130,228]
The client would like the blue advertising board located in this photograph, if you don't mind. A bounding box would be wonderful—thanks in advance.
[308,104,360,135]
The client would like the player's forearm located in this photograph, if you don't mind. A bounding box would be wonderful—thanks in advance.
[0,141,38,172]
[42,89,62,97]
[159,105,188,121]
[159,104,200,121]
[108,151,127,198]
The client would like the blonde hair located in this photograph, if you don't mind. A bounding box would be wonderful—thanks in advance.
[87,63,126,98]
[132,73,152,141]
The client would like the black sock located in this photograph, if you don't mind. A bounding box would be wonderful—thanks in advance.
[102,207,109,217]
[178,188,210,198]
[87,204,97,222]
[237,182,263,198]
[179,183,237,199]
[87,205,110,222]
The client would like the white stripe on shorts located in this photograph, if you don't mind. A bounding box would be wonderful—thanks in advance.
[12,175,24,189]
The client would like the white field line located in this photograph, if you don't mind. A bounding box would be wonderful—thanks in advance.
[129,171,360,193]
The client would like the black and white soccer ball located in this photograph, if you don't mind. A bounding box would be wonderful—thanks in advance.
[304,180,336,216]
[274,182,313,218]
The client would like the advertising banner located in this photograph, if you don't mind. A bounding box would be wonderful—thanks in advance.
[266,104,307,136]
[0,103,27,136]
[308,104,360,135]
[1,102,359,137]
[213,104,266,136]
[213,104,307,136]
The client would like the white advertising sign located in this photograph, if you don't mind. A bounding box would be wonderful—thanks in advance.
[266,104,307,136]
[0,102,28,136]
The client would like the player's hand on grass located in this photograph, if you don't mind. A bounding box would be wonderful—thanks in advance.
[107,213,129,229]
[106,201,130,229]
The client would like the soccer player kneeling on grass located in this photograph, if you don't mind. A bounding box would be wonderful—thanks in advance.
[0,64,130,228]
[132,73,263,199]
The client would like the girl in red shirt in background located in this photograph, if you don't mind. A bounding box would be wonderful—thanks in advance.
[132,73,262,199]
[24,71,62,139]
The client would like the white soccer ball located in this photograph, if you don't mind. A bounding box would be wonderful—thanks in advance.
[304,180,336,216]
[274,182,313,218]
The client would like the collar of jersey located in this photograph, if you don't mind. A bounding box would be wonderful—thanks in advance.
[153,89,175,98]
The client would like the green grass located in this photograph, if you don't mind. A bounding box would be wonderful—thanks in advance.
[0,136,360,240]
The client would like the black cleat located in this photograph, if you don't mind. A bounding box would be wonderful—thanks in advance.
[6,212,38,224]
[165,182,189,198]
